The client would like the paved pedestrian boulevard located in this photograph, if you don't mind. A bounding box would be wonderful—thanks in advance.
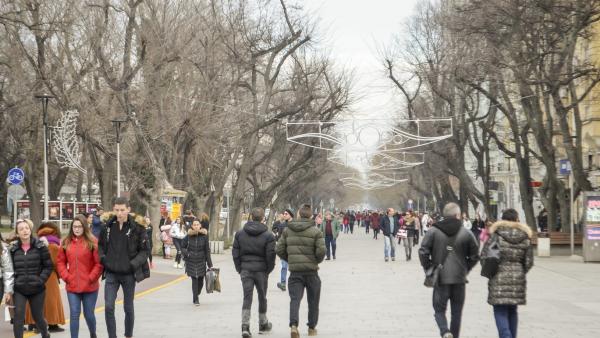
[2,231,599,337]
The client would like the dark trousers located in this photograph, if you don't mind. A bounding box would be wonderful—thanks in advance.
[191,276,204,303]
[493,305,518,338]
[13,290,49,338]
[241,270,268,313]
[173,238,182,264]
[365,224,370,233]
[288,272,321,329]
[373,229,379,239]
[325,235,336,259]
[433,284,465,338]
[104,272,136,338]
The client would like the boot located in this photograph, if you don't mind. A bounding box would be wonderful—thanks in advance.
[90,333,97,338]
[258,313,272,334]
[290,325,299,338]
[242,324,252,337]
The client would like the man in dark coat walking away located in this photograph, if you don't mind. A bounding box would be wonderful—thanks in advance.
[232,207,276,337]
[418,202,479,338]
[276,205,325,338]
[381,208,399,261]
[98,197,149,338]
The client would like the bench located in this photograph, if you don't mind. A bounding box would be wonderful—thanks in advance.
[531,231,582,245]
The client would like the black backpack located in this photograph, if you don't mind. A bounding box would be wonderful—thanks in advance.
[481,233,501,278]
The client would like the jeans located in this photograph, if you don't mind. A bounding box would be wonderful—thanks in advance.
[104,272,136,338]
[365,224,370,233]
[433,284,465,338]
[280,260,288,284]
[173,238,182,264]
[384,235,396,258]
[67,291,99,338]
[13,290,49,338]
[402,236,414,258]
[241,270,268,313]
[493,305,518,338]
[325,235,336,259]
[288,272,321,329]
[191,276,204,303]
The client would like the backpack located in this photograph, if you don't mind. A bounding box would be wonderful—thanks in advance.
[480,233,501,278]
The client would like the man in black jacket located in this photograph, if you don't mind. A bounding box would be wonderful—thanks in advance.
[233,207,276,337]
[98,197,149,338]
[381,208,399,261]
[418,202,479,338]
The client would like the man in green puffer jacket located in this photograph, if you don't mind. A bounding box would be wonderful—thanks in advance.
[276,205,325,338]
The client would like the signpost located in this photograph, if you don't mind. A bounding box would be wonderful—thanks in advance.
[8,167,25,185]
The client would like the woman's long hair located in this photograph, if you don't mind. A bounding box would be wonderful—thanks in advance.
[63,214,96,251]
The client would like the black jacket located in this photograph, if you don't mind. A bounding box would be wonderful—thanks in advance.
[10,237,53,296]
[272,220,289,241]
[232,221,276,274]
[181,228,212,278]
[418,218,480,285]
[381,214,399,237]
[98,215,149,282]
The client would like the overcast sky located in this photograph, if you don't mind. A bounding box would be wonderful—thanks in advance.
[303,0,421,120]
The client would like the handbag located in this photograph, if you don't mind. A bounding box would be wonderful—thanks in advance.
[213,268,221,292]
[481,234,501,278]
[424,264,442,287]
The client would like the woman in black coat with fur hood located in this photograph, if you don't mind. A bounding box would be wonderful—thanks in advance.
[181,219,213,305]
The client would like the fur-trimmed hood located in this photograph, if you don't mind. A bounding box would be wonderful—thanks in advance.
[490,220,533,244]
[187,228,208,237]
[101,212,148,228]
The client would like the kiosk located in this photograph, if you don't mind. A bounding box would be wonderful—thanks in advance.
[582,191,600,262]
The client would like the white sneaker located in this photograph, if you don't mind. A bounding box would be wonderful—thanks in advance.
[443,333,454,338]
[173,262,178,268]
[177,263,183,269]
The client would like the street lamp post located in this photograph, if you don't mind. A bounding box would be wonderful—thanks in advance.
[35,93,54,221]
[111,118,128,197]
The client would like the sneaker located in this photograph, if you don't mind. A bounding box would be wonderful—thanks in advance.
[193,301,200,306]
[308,327,317,336]
[391,257,395,261]
[325,257,330,260]
[277,282,286,291]
[173,262,178,268]
[290,325,299,338]
[384,257,389,262]
[442,332,454,338]
[242,324,252,337]
[258,321,272,334]
[332,256,336,260]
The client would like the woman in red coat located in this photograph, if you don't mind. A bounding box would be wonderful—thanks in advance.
[57,214,103,338]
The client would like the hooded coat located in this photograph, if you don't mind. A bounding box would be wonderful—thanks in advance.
[483,220,534,305]
[275,219,326,273]
[418,217,480,285]
[98,213,149,282]
[232,221,276,273]
[181,228,212,278]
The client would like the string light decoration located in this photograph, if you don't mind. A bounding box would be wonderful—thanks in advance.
[328,150,425,171]
[339,172,407,188]
[51,110,86,173]
[286,118,452,152]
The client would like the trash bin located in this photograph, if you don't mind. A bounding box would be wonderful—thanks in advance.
[537,231,550,257]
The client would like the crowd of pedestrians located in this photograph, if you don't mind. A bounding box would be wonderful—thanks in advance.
[0,197,534,338]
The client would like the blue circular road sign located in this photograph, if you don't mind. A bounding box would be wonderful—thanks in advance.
[8,167,25,185]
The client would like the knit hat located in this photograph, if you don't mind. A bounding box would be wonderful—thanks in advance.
[284,208,294,218]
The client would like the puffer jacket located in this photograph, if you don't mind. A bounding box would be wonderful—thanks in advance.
[181,228,212,278]
[56,237,103,293]
[275,219,325,273]
[484,220,534,305]
[10,237,53,296]
[1,242,14,295]
[418,218,480,285]
[232,221,276,273]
